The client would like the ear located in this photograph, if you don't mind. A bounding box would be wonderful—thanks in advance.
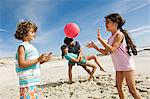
[114,22,118,27]
[26,32,29,36]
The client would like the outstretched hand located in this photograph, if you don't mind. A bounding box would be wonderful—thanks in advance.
[86,41,96,48]
[44,53,52,62]
[38,53,52,63]
[86,29,102,48]
[38,54,47,62]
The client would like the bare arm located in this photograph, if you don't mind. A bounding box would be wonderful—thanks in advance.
[98,33,123,53]
[92,44,109,55]
[78,47,83,61]
[86,41,109,55]
[78,47,82,52]
[70,52,83,63]
[18,46,45,68]
[77,51,83,61]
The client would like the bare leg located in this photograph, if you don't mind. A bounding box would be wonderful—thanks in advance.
[81,64,91,75]
[85,61,97,81]
[116,71,125,99]
[68,64,73,83]
[86,55,105,72]
[124,70,142,99]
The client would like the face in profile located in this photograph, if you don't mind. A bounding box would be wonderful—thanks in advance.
[63,47,68,53]
[105,19,116,32]
[26,28,36,41]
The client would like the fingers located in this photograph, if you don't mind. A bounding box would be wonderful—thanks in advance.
[86,41,96,48]
[86,42,91,47]
[38,53,52,62]
[38,54,46,62]
[87,41,93,44]
[97,28,100,34]
[45,53,52,61]
[97,28,101,37]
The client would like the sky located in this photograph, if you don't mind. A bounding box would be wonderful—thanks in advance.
[0,0,150,57]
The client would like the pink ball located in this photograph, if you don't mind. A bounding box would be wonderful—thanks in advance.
[64,22,80,38]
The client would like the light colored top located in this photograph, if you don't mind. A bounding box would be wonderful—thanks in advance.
[107,30,135,71]
[64,53,87,65]
[16,42,41,88]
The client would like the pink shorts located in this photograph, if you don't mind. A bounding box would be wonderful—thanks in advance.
[114,65,135,71]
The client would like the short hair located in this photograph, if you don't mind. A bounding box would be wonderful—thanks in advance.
[64,37,73,45]
[14,21,38,40]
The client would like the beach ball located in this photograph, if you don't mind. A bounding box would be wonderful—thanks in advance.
[64,22,80,38]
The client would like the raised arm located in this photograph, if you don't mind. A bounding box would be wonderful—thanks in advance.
[97,29,123,53]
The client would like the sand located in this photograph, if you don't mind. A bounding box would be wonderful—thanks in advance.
[0,51,150,99]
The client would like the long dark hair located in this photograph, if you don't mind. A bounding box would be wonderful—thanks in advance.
[105,13,137,56]
[60,45,67,59]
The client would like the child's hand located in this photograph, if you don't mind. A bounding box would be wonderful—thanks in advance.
[97,28,102,41]
[86,41,96,48]
[78,49,82,52]
[38,53,52,64]
[44,53,52,62]
[79,52,83,62]
[79,51,83,55]
[38,54,47,62]
[79,57,82,62]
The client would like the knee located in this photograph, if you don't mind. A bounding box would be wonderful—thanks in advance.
[69,68,72,71]
[93,55,97,60]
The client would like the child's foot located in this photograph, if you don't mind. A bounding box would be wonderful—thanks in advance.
[88,76,93,81]
[88,78,91,81]
[68,81,75,84]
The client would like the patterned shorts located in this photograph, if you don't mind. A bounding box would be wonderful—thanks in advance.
[20,85,38,99]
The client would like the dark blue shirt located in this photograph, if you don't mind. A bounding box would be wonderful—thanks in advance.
[68,41,81,55]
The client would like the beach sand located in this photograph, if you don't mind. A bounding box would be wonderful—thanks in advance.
[0,51,150,99]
